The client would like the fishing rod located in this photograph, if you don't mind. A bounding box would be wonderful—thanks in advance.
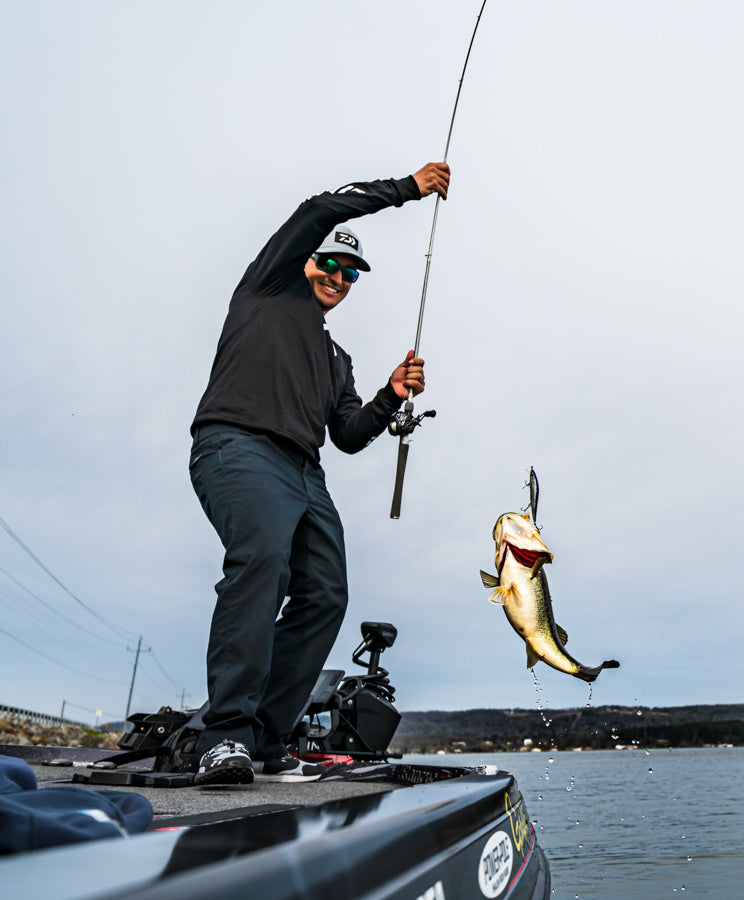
[389,0,489,519]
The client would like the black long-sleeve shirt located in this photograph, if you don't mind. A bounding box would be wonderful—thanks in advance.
[192,174,422,463]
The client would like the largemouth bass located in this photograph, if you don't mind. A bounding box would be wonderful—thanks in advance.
[481,512,619,683]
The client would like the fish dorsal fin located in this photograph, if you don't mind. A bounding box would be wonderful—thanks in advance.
[487,587,506,606]
[526,645,540,668]
[556,624,568,646]
[480,569,500,588]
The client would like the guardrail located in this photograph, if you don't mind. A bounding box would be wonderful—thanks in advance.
[0,704,91,731]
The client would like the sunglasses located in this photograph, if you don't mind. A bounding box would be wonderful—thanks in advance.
[312,253,360,284]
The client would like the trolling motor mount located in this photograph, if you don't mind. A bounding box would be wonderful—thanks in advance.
[289,621,402,760]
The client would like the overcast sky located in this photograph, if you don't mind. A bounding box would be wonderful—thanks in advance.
[1,1,742,728]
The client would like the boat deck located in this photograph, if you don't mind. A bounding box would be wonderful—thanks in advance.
[1,743,407,827]
[0,744,551,900]
[31,759,401,827]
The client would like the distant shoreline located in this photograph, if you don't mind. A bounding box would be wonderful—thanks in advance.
[391,703,744,754]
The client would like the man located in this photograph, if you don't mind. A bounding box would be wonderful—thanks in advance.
[189,161,450,786]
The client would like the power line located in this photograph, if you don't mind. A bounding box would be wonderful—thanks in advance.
[0,625,128,685]
[0,515,140,641]
[0,564,125,649]
[0,587,125,669]
[0,515,188,707]
[150,648,182,692]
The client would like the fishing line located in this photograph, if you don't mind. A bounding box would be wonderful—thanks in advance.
[389,0,489,518]
[413,0,489,358]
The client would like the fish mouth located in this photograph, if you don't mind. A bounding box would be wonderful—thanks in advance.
[493,513,553,575]
[497,540,552,576]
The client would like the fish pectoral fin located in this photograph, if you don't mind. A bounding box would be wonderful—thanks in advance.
[556,625,569,646]
[487,587,506,606]
[525,645,541,668]
[480,569,500,588]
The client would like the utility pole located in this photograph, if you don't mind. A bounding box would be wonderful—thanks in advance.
[125,636,150,719]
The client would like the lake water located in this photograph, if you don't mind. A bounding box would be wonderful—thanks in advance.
[402,747,744,898]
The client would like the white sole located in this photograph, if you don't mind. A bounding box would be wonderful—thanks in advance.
[253,772,323,783]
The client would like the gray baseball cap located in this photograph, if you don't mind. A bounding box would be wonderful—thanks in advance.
[315,224,371,271]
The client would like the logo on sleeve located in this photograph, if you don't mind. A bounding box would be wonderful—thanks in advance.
[335,231,359,251]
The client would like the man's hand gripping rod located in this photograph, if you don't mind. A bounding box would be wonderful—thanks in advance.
[389,0,488,519]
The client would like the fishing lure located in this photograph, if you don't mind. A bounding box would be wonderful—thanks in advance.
[521,466,541,531]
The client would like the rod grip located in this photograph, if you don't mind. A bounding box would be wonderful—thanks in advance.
[389,441,410,519]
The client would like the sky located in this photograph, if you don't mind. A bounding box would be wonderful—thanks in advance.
[1,1,742,728]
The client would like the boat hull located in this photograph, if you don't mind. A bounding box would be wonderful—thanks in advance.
[0,752,550,900]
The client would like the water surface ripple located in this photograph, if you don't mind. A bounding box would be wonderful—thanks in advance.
[403,747,743,898]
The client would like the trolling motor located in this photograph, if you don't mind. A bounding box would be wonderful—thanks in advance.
[289,621,402,760]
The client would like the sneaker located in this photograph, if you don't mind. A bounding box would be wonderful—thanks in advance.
[253,755,324,782]
[194,739,254,786]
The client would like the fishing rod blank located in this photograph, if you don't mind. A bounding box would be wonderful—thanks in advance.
[389,0,489,519]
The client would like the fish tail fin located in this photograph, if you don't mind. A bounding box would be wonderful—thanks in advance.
[575,659,621,683]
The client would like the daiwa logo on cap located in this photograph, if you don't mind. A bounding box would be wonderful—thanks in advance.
[335,231,359,251]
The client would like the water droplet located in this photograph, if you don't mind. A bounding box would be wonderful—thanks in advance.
[648,768,654,774]
[566,785,572,791]
[687,856,692,862]
[578,843,583,849]
[636,710,642,717]
[548,757,555,763]
[538,794,543,800]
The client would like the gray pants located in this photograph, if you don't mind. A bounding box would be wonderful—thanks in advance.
[189,425,348,759]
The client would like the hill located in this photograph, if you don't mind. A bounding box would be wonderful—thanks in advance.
[390,703,744,753]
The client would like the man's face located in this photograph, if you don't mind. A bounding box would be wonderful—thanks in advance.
[304,253,358,315]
